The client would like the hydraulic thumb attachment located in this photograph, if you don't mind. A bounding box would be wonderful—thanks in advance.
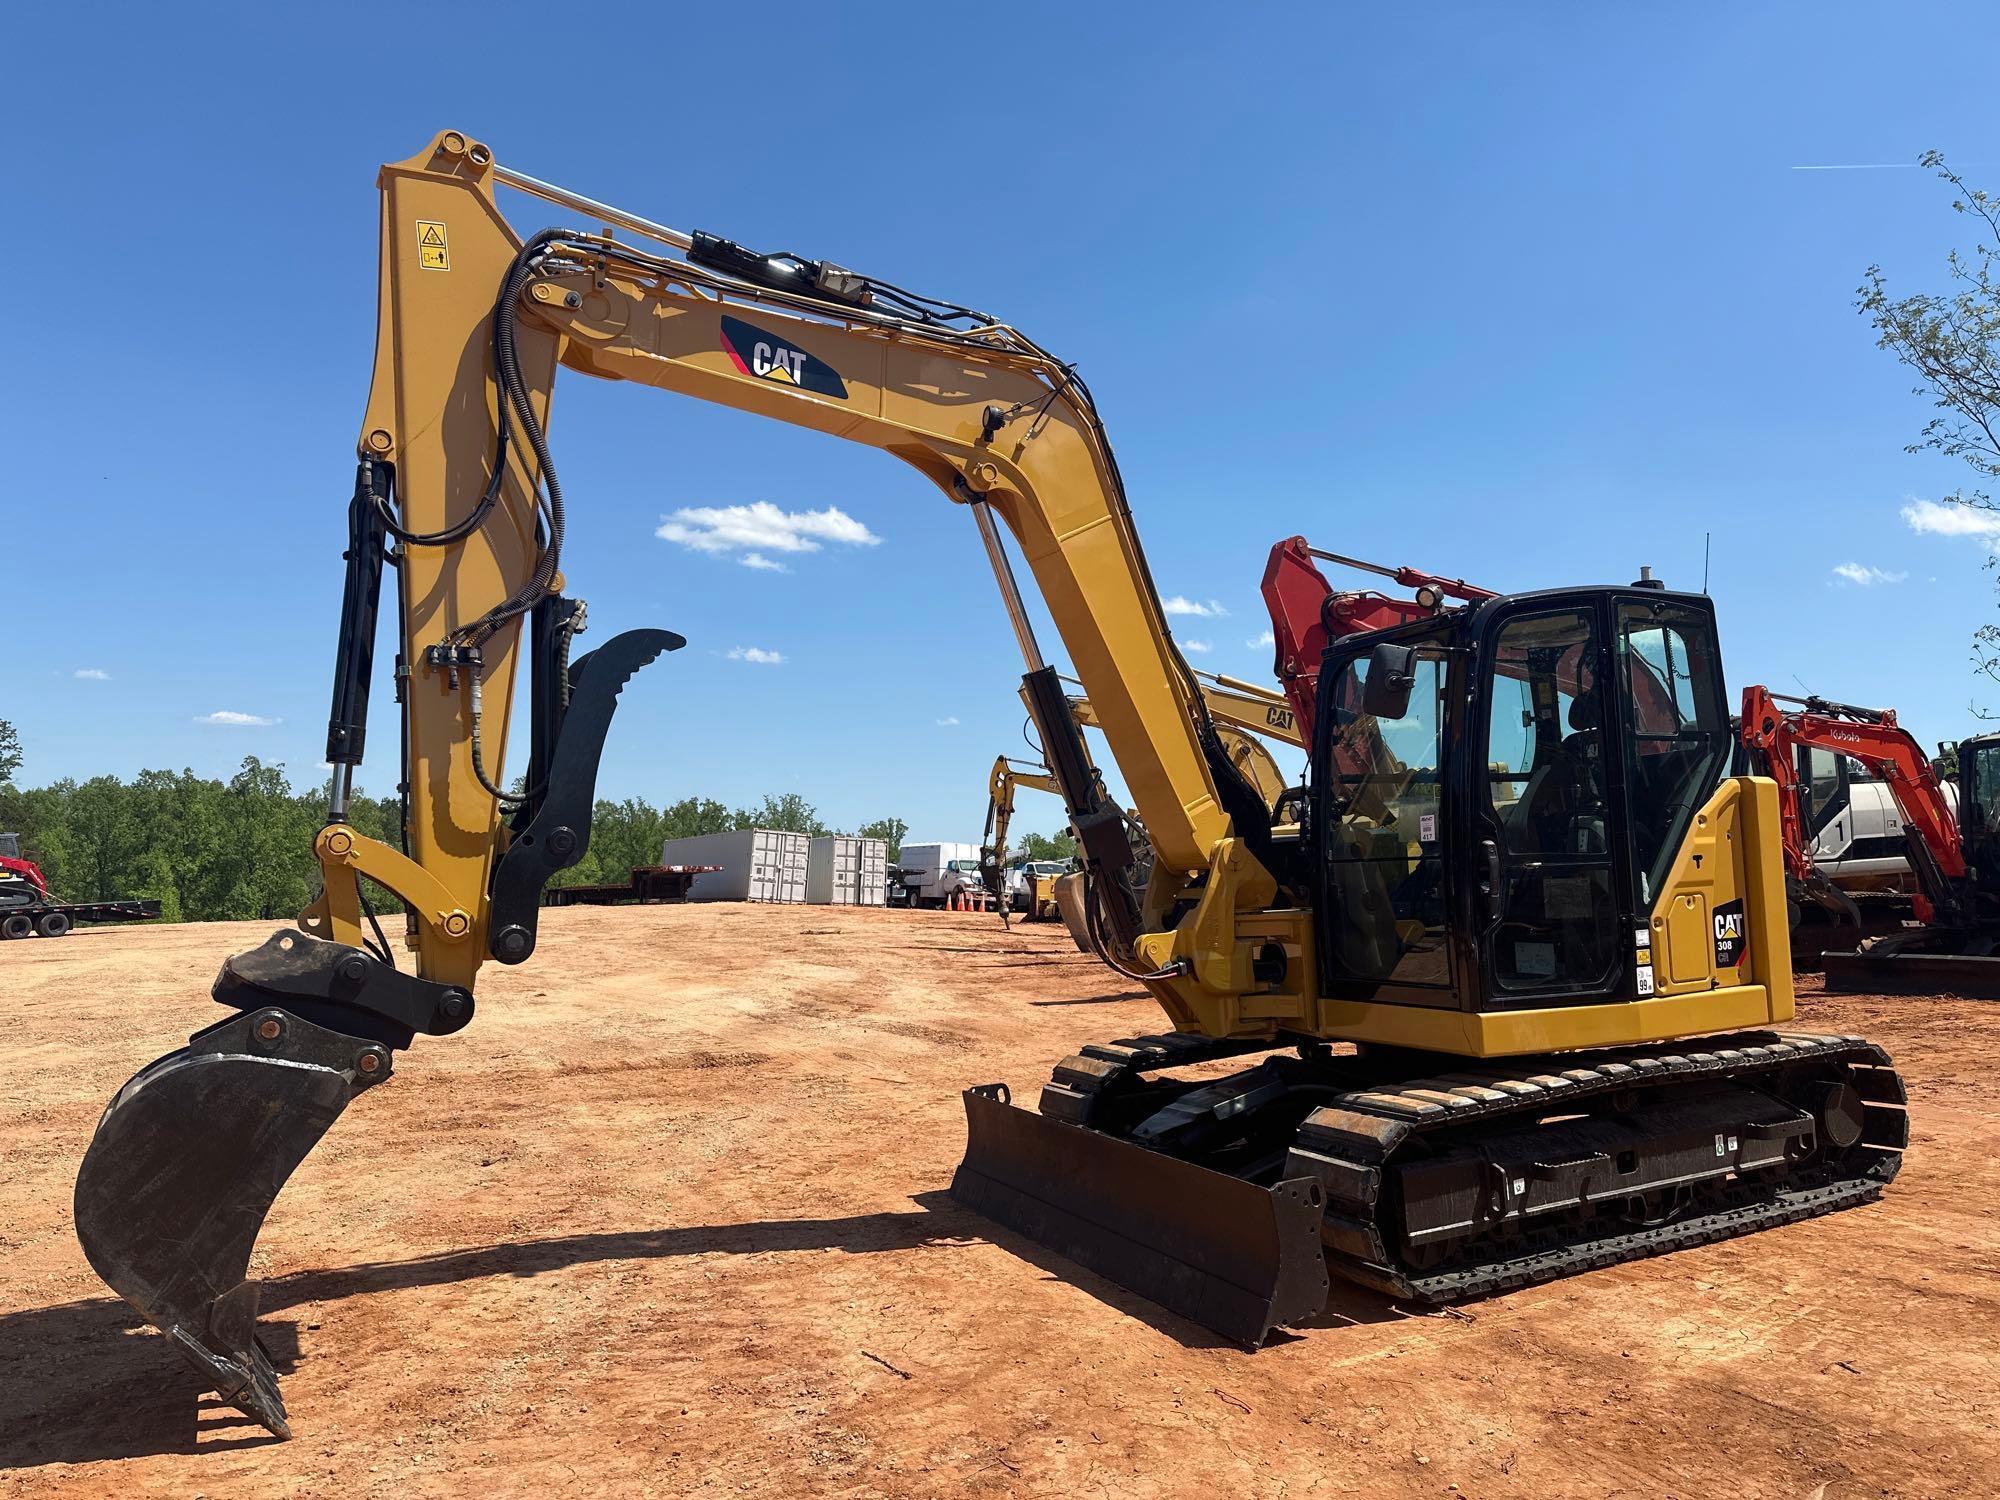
[73,462,678,1435]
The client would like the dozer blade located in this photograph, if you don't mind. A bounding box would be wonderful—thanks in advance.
[1823,944,2000,998]
[950,1084,1329,1347]
[74,1006,393,1438]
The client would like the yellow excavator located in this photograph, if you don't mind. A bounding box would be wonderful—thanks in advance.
[982,756,1070,920]
[983,677,1300,930]
[73,132,1908,1437]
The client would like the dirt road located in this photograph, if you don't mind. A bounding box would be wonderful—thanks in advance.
[3,906,1995,1498]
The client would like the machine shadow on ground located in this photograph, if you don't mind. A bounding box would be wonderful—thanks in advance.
[0,1298,296,1468]
[0,1191,1403,1466]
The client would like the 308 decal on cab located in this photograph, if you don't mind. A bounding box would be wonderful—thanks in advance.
[720,315,848,399]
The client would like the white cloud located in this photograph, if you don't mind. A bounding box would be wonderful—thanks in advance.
[727,646,784,665]
[73,668,110,681]
[1902,497,2000,539]
[1163,596,1229,618]
[195,710,280,726]
[1831,562,1908,586]
[936,716,960,726]
[1246,628,1275,650]
[1183,639,1213,654]
[657,502,880,563]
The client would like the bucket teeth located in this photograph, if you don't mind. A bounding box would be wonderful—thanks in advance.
[73,1005,391,1438]
[167,1326,291,1440]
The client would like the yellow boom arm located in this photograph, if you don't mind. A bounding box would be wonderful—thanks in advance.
[324,130,1280,1027]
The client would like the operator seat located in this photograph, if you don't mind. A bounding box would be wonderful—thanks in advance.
[1510,687,1608,855]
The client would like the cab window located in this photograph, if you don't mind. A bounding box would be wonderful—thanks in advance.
[1481,609,1619,994]
[1972,744,2000,834]
[1318,639,1453,993]
[1617,602,1730,907]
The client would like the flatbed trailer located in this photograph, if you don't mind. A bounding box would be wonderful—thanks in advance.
[542,865,718,908]
[1,899,162,940]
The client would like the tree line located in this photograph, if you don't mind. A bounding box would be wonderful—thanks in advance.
[0,724,939,922]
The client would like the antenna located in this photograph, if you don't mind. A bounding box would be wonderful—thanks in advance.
[1702,532,1711,594]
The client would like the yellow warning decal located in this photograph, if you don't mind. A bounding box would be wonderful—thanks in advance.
[417,220,449,271]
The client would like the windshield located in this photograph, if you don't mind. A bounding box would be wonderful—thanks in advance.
[947,859,981,872]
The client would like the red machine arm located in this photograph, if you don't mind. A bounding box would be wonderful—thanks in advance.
[1259,537,1495,741]
[1738,685,1967,924]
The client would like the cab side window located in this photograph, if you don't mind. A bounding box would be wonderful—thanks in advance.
[1618,604,1730,907]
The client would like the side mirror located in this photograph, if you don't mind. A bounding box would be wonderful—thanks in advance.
[1361,642,1418,719]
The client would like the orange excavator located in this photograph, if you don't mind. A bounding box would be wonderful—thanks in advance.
[1739,686,2000,995]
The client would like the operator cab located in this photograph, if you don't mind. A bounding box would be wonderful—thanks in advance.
[1308,582,1732,1011]
[1957,733,2000,899]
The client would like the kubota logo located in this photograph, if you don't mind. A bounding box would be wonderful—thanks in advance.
[720,315,848,399]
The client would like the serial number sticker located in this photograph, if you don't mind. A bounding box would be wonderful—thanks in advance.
[1419,813,1437,843]
[1636,964,1655,995]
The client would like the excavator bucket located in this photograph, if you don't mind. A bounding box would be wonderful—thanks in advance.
[950,1085,1330,1346]
[73,1005,392,1437]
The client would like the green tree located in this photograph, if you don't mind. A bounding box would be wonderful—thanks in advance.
[857,816,908,859]
[661,795,733,842]
[1018,829,1078,862]
[733,791,828,836]
[1860,152,2000,691]
[0,718,20,787]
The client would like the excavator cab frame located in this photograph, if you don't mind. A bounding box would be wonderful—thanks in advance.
[1309,584,1737,1013]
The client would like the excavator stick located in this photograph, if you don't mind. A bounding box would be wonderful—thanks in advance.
[73,1004,393,1437]
[951,1085,1330,1346]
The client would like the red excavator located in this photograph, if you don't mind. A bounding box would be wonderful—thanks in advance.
[0,832,160,939]
[1260,536,1495,741]
[1738,687,2000,995]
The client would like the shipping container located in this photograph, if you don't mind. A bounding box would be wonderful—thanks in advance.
[806,836,888,906]
[658,829,810,903]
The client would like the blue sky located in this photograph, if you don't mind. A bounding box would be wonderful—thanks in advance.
[7,4,1999,842]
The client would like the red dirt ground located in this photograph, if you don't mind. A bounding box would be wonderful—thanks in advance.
[3,905,1995,1498]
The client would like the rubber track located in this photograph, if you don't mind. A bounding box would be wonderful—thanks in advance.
[1289,1029,1908,1302]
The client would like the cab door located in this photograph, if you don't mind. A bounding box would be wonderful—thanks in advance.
[1311,628,1458,1003]
[1470,603,1625,1003]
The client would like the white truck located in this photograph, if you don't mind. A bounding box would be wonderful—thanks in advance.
[893,840,986,908]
